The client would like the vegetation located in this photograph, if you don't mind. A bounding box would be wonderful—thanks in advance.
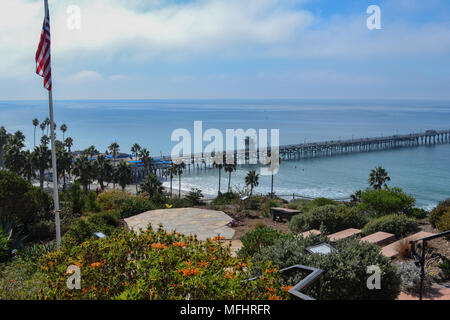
[368,166,391,190]
[358,187,416,217]
[289,204,368,234]
[38,226,288,300]
[429,199,450,231]
[396,261,431,294]
[362,214,419,239]
[245,170,259,196]
[251,235,401,300]
[238,227,289,258]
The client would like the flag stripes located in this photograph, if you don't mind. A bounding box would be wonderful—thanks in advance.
[36,13,52,91]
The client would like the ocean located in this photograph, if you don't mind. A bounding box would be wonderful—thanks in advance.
[1,99,449,209]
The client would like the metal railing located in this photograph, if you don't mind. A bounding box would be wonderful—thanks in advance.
[410,230,450,300]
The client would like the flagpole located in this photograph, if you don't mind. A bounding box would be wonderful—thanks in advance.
[45,0,61,248]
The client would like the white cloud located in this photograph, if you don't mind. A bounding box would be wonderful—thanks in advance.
[66,70,102,83]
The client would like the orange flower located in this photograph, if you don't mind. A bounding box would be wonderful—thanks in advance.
[225,271,234,279]
[268,295,282,300]
[198,261,209,268]
[179,267,199,277]
[266,287,277,293]
[89,261,104,269]
[212,236,226,241]
[151,243,167,249]
[73,260,82,268]
[173,241,187,247]
[282,285,293,292]
[265,268,278,273]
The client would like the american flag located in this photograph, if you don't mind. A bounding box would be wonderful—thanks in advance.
[36,5,52,91]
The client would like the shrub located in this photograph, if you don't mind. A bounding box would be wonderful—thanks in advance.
[436,211,450,233]
[0,257,44,299]
[68,182,85,215]
[119,197,155,219]
[288,205,367,234]
[86,191,100,212]
[252,236,401,300]
[97,189,133,211]
[429,199,450,229]
[311,197,337,207]
[287,199,313,212]
[362,214,418,239]
[38,226,289,300]
[396,261,431,294]
[410,208,428,219]
[0,227,10,262]
[0,170,52,242]
[238,227,290,258]
[261,199,282,218]
[212,192,239,206]
[139,174,164,198]
[359,187,416,216]
[185,188,204,206]
[63,211,121,246]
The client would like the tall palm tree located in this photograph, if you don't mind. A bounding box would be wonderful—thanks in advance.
[43,117,50,136]
[39,121,46,137]
[175,162,186,199]
[56,147,72,191]
[213,154,225,196]
[167,165,177,198]
[4,144,25,175]
[32,144,51,189]
[64,137,73,153]
[139,148,153,176]
[32,118,39,148]
[108,142,120,189]
[40,135,50,146]
[72,155,94,194]
[60,124,67,141]
[140,173,163,198]
[22,150,35,182]
[224,156,237,193]
[368,166,391,190]
[0,126,10,169]
[84,145,98,158]
[116,161,132,191]
[245,170,259,197]
[130,143,141,193]
[93,155,113,191]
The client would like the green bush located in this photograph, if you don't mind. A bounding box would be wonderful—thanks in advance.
[362,214,418,238]
[429,199,450,228]
[359,187,416,216]
[86,191,100,212]
[212,192,239,206]
[185,188,204,206]
[63,211,120,246]
[252,236,401,300]
[410,208,428,219]
[238,227,289,258]
[0,227,10,262]
[0,171,52,242]
[436,211,450,233]
[97,189,133,211]
[68,182,85,215]
[119,197,155,219]
[311,197,338,207]
[288,205,368,234]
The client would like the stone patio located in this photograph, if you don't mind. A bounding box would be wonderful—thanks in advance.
[123,207,235,240]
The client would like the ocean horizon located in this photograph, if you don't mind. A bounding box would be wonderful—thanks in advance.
[1,98,449,209]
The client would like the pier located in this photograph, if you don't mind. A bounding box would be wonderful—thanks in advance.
[158,129,450,172]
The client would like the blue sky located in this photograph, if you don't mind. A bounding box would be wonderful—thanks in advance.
[1,0,450,100]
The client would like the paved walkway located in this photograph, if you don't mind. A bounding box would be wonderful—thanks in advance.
[123,208,235,240]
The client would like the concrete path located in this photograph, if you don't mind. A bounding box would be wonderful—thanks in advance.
[123,207,235,240]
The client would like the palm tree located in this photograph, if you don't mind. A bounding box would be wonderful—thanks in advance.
[39,121,46,137]
[60,124,67,141]
[108,142,120,189]
[4,134,25,175]
[139,148,153,176]
[224,156,237,193]
[32,144,51,189]
[130,143,142,193]
[40,135,50,146]
[140,173,163,198]
[22,150,34,182]
[72,155,94,193]
[84,145,98,158]
[64,137,73,153]
[116,161,132,191]
[167,165,177,198]
[43,117,50,136]
[32,118,39,147]
[56,147,72,190]
[175,162,186,199]
[368,166,391,190]
[245,170,259,197]
[93,155,113,190]
[0,126,10,169]
[213,154,225,196]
